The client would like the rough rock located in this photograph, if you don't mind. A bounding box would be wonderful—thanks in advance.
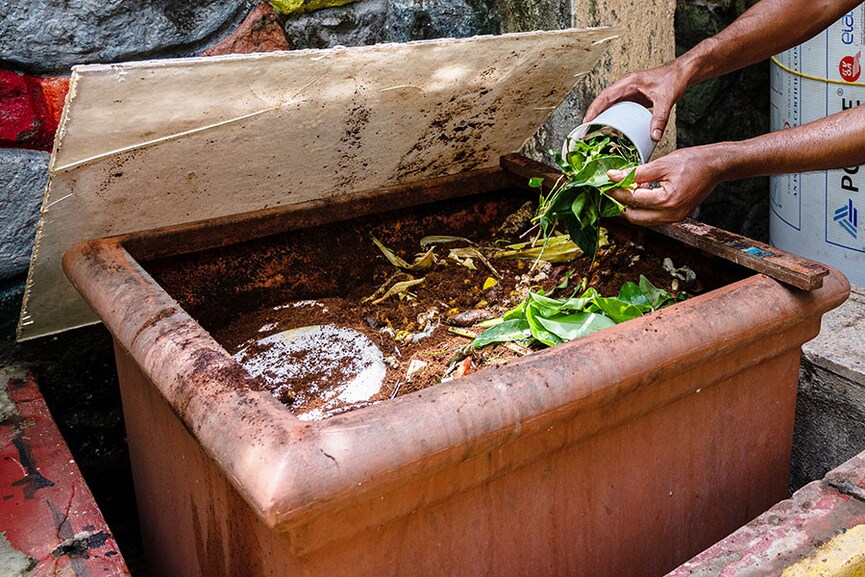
[0,1,255,75]
[283,0,498,49]
[386,0,499,42]
[283,0,390,48]
[201,3,292,56]
[0,149,49,281]
[498,1,571,33]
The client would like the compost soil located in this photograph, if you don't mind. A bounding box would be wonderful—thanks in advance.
[211,222,701,420]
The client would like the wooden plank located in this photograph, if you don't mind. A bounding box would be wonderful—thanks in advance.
[123,166,509,262]
[20,28,619,341]
[500,153,830,291]
[0,366,131,576]
[652,220,829,291]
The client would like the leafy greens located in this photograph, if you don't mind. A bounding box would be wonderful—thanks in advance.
[472,275,680,349]
[531,129,640,257]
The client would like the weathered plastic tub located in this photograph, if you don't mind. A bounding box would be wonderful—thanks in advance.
[63,156,849,577]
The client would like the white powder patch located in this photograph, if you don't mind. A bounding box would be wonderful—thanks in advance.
[234,325,386,420]
[272,300,324,311]
[258,322,279,333]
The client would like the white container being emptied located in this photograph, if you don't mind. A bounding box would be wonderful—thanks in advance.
[562,101,657,164]
[770,5,865,285]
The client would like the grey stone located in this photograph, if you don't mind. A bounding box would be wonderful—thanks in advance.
[791,285,865,491]
[283,0,390,49]
[0,365,24,422]
[283,0,499,49]
[802,285,865,387]
[386,0,499,42]
[0,149,49,281]
[0,1,255,75]
[0,532,34,577]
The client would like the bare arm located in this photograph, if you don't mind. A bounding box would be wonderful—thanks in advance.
[586,0,860,140]
[607,106,865,224]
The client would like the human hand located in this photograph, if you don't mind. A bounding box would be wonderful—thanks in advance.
[604,146,722,225]
[584,61,690,143]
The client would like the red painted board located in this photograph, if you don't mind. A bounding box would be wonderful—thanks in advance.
[0,367,130,576]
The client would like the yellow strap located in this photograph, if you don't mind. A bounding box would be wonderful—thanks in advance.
[771,55,865,88]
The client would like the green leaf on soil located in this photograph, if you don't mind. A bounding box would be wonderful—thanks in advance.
[472,319,532,348]
[471,275,684,350]
[536,311,616,341]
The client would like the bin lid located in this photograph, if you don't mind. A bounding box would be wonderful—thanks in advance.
[18,27,619,341]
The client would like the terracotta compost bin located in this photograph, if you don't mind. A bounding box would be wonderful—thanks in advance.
[60,150,847,577]
[30,29,849,577]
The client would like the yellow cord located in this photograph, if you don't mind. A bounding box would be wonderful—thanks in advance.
[770,55,865,88]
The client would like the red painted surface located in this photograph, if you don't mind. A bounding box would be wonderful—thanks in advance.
[38,76,70,130]
[0,70,68,151]
[0,370,130,576]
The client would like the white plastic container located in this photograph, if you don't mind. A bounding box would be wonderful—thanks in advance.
[563,101,656,164]
[770,6,865,285]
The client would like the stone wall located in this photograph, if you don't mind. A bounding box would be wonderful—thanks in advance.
[676,0,770,242]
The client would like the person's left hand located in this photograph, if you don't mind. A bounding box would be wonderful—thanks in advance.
[604,146,723,225]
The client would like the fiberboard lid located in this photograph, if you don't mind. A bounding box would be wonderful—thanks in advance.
[18,27,619,341]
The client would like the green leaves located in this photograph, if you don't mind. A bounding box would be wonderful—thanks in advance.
[534,131,640,257]
[471,319,532,348]
[472,275,681,349]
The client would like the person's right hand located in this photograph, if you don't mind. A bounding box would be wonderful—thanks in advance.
[584,61,690,143]
[603,144,724,225]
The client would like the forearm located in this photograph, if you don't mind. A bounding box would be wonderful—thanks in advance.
[709,106,865,181]
[676,0,858,89]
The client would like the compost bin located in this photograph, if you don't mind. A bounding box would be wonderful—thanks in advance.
[39,29,850,577]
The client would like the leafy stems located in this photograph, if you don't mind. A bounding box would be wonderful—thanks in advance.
[530,129,640,259]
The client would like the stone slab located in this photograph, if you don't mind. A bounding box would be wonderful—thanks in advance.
[666,451,865,577]
[791,284,865,489]
[0,149,49,281]
[0,365,130,576]
[802,285,865,386]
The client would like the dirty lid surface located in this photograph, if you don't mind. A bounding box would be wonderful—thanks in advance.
[19,27,618,341]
